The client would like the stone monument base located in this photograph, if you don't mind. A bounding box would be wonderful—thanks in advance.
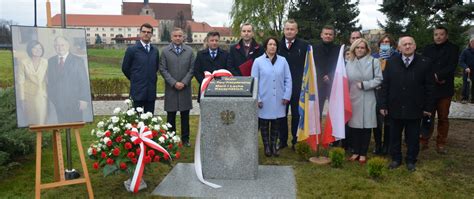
[152,163,296,198]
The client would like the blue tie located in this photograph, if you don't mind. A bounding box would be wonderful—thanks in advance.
[176,47,181,54]
[211,51,216,59]
[145,44,149,52]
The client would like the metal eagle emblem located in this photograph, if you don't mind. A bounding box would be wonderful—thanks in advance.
[220,110,235,125]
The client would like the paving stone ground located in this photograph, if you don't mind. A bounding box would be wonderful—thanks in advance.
[93,100,474,119]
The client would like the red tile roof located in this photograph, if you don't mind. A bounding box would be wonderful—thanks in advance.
[212,27,233,36]
[51,14,159,27]
[188,21,213,32]
[122,2,192,20]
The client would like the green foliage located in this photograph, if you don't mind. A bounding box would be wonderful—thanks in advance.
[453,76,464,101]
[378,0,471,49]
[288,0,361,44]
[329,147,345,168]
[161,26,171,42]
[230,0,288,42]
[0,88,35,176]
[367,156,387,179]
[90,78,130,99]
[295,141,311,161]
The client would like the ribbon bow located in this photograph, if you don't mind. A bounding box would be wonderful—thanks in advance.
[200,69,233,94]
[129,125,171,193]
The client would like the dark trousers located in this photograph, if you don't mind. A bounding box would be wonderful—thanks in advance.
[390,118,421,164]
[350,128,371,156]
[461,71,470,100]
[134,100,155,114]
[420,97,451,148]
[280,98,299,147]
[167,110,190,142]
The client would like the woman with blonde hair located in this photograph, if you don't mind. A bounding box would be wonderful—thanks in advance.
[346,38,382,164]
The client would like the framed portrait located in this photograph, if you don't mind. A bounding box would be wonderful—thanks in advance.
[11,26,93,127]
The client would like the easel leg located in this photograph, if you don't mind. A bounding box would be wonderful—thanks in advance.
[35,131,42,199]
[52,129,65,181]
[74,129,94,199]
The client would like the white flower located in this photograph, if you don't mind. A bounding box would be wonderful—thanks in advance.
[172,136,181,143]
[127,109,135,116]
[125,123,132,129]
[158,136,165,143]
[97,121,104,128]
[108,124,114,130]
[111,116,119,123]
[91,129,95,136]
[103,137,111,144]
[124,99,132,105]
[136,107,144,113]
[154,125,160,130]
[96,130,104,138]
[146,112,153,118]
[140,113,148,120]
[113,127,120,133]
[161,124,168,130]
[96,147,102,152]
[113,107,121,114]
[138,122,145,128]
[87,147,93,155]
[157,116,163,122]
[166,123,172,128]
[151,117,158,123]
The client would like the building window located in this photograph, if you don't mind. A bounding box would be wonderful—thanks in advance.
[111,34,114,37]
[86,33,90,36]
[128,34,131,37]
[86,28,90,31]
[110,28,114,31]
[128,28,131,31]
[194,35,197,38]
[102,34,106,37]
[96,28,98,31]
[102,28,105,31]
[118,28,122,31]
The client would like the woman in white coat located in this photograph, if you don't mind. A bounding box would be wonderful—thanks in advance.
[251,37,292,157]
[346,38,382,164]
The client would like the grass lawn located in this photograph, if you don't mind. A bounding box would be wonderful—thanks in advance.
[0,117,472,198]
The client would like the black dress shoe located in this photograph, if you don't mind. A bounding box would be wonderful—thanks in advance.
[406,163,416,172]
[388,161,401,170]
[279,143,288,149]
[184,141,191,147]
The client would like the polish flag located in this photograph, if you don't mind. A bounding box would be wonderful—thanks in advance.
[322,45,352,146]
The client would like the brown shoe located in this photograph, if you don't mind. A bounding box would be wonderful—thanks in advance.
[436,147,447,154]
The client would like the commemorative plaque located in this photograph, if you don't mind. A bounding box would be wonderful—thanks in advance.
[204,76,254,97]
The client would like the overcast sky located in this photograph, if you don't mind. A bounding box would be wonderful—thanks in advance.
[0,0,387,30]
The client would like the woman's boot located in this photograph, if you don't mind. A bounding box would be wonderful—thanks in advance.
[259,119,271,157]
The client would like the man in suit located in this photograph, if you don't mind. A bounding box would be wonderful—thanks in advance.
[349,31,362,45]
[47,36,92,123]
[194,31,229,102]
[420,26,460,154]
[122,23,159,114]
[159,27,195,147]
[277,19,308,150]
[313,25,341,114]
[227,23,264,76]
[380,36,434,172]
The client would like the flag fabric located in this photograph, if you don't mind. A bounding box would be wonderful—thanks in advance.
[322,45,352,147]
[297,45,321,151]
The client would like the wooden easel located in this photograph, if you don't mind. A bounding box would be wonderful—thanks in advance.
[30,122,94,199]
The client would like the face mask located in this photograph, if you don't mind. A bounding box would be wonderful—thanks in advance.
[380,44,390,51]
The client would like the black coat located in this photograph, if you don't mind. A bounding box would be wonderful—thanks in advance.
[227,39,264,76]
[380,54,435,119]
[278,37,308,101]
[313,42,340,91]
[193,47,229,102]
[422,41,459,98]
[122,42,159,101]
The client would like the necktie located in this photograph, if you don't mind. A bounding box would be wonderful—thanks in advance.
[244,45,250,56]
[211,51,216,59]
[176,47,181,54]
[145,44,149,52]
[59,56,65,68]
[404,57,410,67]
[287,41,292,49]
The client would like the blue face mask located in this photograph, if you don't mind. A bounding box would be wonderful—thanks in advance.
[380,44,391,51]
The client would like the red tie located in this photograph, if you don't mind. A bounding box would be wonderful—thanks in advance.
[59,57,65,69]
[287,41,292,49]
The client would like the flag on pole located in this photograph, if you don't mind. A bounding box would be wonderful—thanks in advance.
[322,45,352,147]
[297,45,321,151]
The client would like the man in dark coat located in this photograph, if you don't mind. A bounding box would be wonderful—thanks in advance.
[194,31,229,102]
[227,23,264,76]
[47,36,92,123]
[122,23,159,113]
[420,26,460,154]
[277,19,308,150]
[380,36,435,172]
[313,25,341,114]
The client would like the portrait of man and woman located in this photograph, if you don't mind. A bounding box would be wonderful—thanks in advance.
[12,26,93,127]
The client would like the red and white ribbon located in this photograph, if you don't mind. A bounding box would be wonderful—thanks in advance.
[200,69,233,94]
[194,119,221,188]
[129,126,171,193]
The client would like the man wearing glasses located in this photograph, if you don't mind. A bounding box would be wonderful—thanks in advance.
[122,23,160,114]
